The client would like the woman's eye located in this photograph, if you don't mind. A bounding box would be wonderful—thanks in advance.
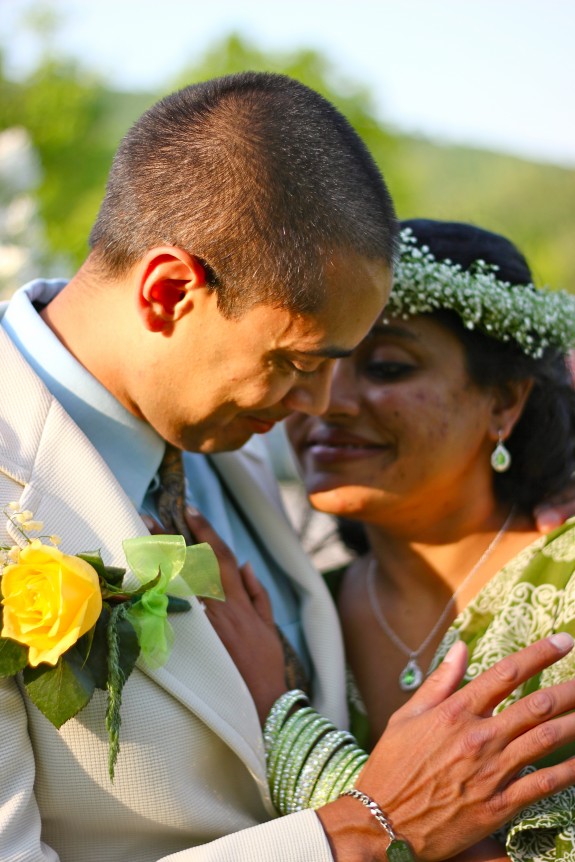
[364,361,414,381]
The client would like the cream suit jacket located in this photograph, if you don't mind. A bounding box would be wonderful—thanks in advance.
[0,324,348,862]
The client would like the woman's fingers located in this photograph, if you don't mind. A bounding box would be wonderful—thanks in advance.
[240,562,275,624]
[184,507,233,558]
[534,481,575,532]
[141,514,164,534]
[183,507,245,596]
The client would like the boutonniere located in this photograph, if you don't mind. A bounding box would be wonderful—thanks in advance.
[0,504,224,778]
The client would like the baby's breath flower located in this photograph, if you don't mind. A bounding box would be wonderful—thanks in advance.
[15,510,34,525]
[49,535,62,546]
[8,545,20,562]
[8,502,20,511]
[387,229,575,357]
[23,520,44,532]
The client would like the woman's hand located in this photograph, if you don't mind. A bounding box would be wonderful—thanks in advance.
[534,480,575,532]
[143,508,288,724]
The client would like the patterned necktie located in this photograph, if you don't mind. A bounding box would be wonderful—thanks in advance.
[156,443,195,544]
[156,443,310,694]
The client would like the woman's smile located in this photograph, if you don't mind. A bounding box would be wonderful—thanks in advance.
[300,428,390,464]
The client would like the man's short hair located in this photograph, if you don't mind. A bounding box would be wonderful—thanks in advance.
[89,72,397,316]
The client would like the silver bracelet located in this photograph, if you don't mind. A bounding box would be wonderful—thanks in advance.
[340,789,416,862]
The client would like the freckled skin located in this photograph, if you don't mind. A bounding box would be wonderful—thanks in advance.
[287,314,539,739]
[286,315,499,534]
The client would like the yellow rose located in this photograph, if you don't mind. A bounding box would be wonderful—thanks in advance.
[1,544,102,666]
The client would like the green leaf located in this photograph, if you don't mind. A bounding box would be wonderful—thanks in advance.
[0,635,28,677]
[23,650,96,729]
[0,605,29,677]
[76,553,126,589]
[76,551,108,580]
[125,571,161,598]
[102,566,127,586]
[78,606,140,690]
[166,595,192,613]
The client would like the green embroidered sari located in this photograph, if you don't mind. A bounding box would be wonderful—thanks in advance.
[341,520,575,862]
[431,520,575,862]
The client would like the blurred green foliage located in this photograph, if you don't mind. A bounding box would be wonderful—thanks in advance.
[1,27,573,291]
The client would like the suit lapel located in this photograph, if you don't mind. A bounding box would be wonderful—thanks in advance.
[0,331,268,799]
[210,449,348,728]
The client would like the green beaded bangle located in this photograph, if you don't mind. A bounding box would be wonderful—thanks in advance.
[277,713,334,813]
[271,708,321,807]
[310,745,368,807]
[293,729,356,810]
[268,706,315,791]
[263,689,309,759]
[263,693,373,818]
[330,753,368,798]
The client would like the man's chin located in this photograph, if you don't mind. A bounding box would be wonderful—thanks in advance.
[190,430,253,454]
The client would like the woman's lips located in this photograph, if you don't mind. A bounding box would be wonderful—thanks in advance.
[303,433,388,463]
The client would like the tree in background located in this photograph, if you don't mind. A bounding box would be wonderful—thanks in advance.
[1,12,573,296]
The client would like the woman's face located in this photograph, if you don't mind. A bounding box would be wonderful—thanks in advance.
[285,315,501,526]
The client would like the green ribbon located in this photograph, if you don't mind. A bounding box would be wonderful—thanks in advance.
[121,536,224,669]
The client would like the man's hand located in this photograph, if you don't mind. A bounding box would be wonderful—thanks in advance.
[144,509,575,860]
[318,635,575,862]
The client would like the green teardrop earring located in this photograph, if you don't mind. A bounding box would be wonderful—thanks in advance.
[491,430,511,473]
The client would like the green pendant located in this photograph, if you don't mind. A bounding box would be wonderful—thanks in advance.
[399,658,423,691]
[387,838,416,862]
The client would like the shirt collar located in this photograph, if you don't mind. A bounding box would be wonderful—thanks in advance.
[1,279,165,508]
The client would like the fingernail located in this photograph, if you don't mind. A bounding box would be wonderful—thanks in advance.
[538,512,562,533]
[141,515,155,529]
[442,640,466,664]
[549,632,574,652]
[185,505,200,516]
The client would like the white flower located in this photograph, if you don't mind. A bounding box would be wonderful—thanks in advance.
[386,228,575,357]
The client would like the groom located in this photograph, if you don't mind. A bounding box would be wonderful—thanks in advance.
[1,72,575,862]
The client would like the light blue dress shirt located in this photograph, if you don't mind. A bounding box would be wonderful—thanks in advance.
[1,280,309,669]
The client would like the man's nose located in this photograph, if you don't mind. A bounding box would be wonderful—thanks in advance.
[282,361,336,416]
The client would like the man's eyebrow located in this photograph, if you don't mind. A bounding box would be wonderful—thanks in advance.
[297,345,354,359]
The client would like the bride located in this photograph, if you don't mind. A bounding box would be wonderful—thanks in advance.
[282,219,575,860]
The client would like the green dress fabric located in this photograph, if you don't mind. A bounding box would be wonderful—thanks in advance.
[431,520,575,862]
[344,520,575,861]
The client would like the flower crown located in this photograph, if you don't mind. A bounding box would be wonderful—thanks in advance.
[385,228,575,359]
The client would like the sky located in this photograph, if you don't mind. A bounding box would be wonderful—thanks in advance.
[1,0,574,168]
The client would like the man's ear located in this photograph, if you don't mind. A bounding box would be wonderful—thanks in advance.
[487,378,534,442]
[136,247,208,333]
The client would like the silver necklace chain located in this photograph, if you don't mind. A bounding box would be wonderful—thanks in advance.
[366,506,516,691]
